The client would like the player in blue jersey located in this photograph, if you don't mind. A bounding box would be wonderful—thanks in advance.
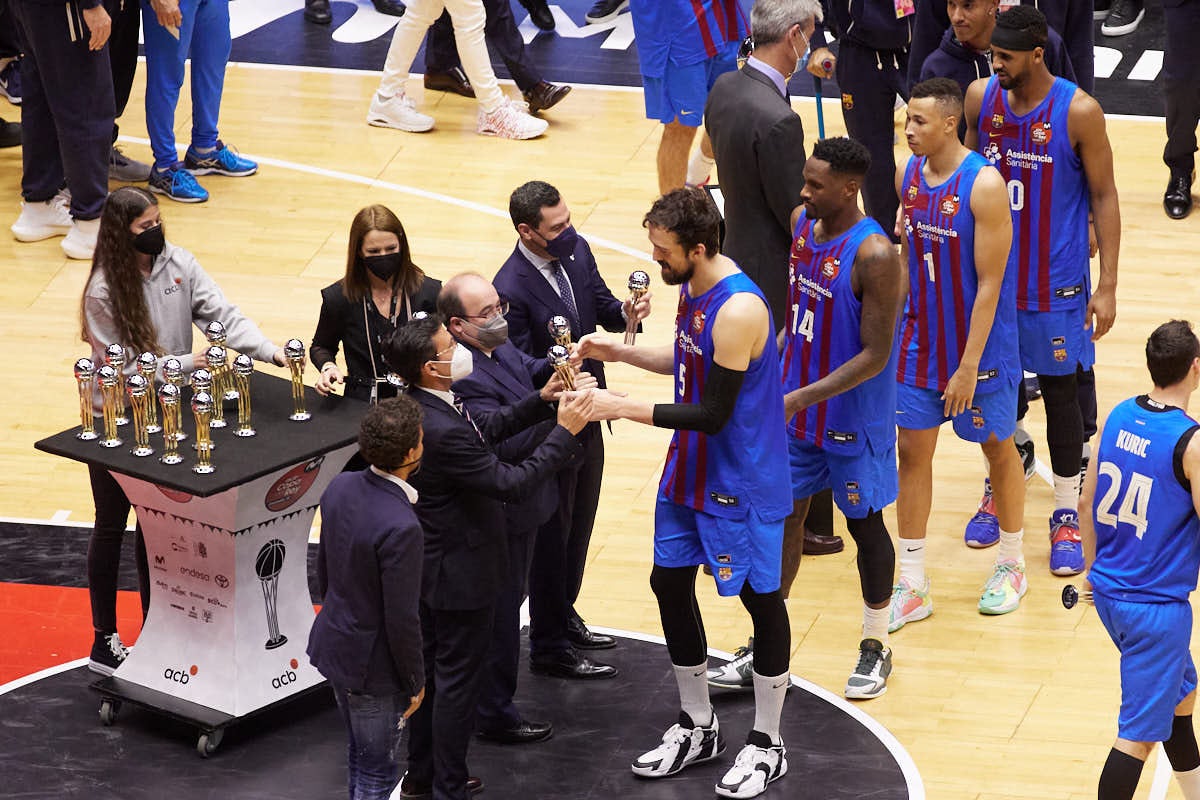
[965,5,1120,577]
[1079,320,1200,800]
[890,78,1028,626]
[576,188,792,798]
[779,137,905,699]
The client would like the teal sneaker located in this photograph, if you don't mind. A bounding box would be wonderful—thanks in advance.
[149,165,209,203]
[184,140,258,177]
[978,559,1027,615]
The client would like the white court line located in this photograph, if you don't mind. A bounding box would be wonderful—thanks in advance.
[1149,745,1172,800]
[0,658,89,697]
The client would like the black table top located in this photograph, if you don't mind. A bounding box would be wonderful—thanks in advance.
[35,372,367,497]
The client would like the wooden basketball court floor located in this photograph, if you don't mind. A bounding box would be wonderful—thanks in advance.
[4,61,1200,799]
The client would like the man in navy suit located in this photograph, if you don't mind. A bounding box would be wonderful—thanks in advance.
[494,180,650,678]
[381,315,592,800]
[307,395,427,800]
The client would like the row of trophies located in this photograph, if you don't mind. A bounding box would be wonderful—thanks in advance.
[71,322,314,475]
[545,270,650,392]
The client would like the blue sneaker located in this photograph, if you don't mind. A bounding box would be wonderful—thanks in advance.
[0,58,21,104]
[149,165,209,203]
[1049,508,1085,575]
[184,140,258,177]
[963,479,1000,548]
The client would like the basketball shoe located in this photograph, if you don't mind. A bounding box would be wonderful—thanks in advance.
[1049,509,1085,575]
[707,637,754,690]
[715,731,787,798]
[978,559,1027,615]
[631,710,724,778]
[888,576,933,632]
[963,479,1000,548]
[845,638,892,699]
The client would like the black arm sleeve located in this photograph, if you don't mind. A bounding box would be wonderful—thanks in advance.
[651,363,746,435]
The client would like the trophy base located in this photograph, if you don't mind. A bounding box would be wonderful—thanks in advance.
[289,412,312,422]
[192,441,215,451]
[223,390,239,401]
[265,635,288,650]
[146,425,163,435]
[192,464,215,474]
[76,431,99,441]
[233,427,256,437]
[172,431,188,442]
[131,446,155,457]
[116,417,129,427]
[209,419,228,429]
[160,453,184,465]
[99,438,123,448]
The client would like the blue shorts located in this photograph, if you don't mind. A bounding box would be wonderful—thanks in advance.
[895,379,1018,443]
[654,496,783,597]
[1094,594,1197,742]
[642,42,739,126]
[1017,306,1096,376]
[787,436,897,519]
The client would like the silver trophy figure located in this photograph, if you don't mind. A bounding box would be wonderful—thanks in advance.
[162,357,187,442]
[548,344,575,391]
[548,315,573,348]
[204,345,229,428]
[285,338,311,421]
[126,374,154,457]
[191,390,215,474]
[74,358,98,441]
[190,369,215,451]
[97,365,123,448]
[103,343,129,426]
[157,383,183,465]
[624,270,650,346]
[205,322,239,401]
[233,354,255,437]
[135,352,161,434]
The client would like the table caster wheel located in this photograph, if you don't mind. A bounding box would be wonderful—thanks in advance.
[197,727,224,758]
[99,699,120,726]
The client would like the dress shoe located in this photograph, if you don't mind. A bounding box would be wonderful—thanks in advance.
[522,0,555,30]
[566,616,615,650]
[803,527,844,556]
[424,67,474,98]
[303,0,331,24]
[530,649,618,679]
[585,0,629,24]
[1164,171,1194,220]
[523,81,571,113]
[397,773,483,798]
[372,0,406,16]
[477,718,553,744]
[0,118,19,149]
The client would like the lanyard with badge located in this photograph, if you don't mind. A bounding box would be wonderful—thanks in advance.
[362,290,410,404]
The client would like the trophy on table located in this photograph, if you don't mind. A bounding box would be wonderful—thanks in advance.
[103,343,129,426]
[157,383,183,465]
[204,345,229,429]
[126,374,154,457]
[547,345,575,392]
[232,354,255,437]
[162,357,187,442]
[73,358,98,441]
[191,390,215,474]
[624,270,650,346]
[135,352,161,434]
[96,365,123,448]
[190,369,215,451]
[207,321,240,401]
[548,315,573,348]
[285,338,311,422]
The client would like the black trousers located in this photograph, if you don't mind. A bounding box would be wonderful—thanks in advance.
[110,0,140,139]
[1163,0,1200,174]
[475,524,536,732]
[424,0,540,93]
[0,0,22,59]
[87,464,150,634]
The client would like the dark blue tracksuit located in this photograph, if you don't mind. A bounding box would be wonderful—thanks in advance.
[425,0,542,94]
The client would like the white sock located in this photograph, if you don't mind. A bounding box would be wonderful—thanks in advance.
[997,528,1024,565]
[1175,764,1200,799]
[1015,421,1031,443]
[673,662,712,727]
[1081,441,1092,462]
[686,150,715,185]
[751,670,788,744]
[898,539,926,585]
[1053,472,1080,511]
[863,604,889,646]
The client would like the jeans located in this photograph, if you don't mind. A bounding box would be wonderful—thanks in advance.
[332,685,407,800]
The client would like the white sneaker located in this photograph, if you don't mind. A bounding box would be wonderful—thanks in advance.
[62,217,100,260]
[844,638,892,699]
[476,98,548,140]
[715,732,787,798]
[888,575,933,632]
[631,711,724,778]
[12,191,72,241]
[367,91,434,132]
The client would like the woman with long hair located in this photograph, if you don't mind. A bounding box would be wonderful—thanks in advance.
[79,186,285,675]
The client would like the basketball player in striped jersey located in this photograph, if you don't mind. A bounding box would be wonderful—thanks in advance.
[964,5,1119,577]
[890,77,1026,627]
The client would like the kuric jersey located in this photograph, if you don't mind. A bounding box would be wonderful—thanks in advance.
[1089,396,1200,603]
[897,151,1019,394]
[781,211,898,456]
[659,270,791,521]
[977,76,1090,313]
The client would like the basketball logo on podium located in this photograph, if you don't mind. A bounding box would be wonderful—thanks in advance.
[256,539,288,650]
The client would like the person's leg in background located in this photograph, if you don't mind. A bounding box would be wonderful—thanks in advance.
[109,0,150,182]
[86,465,136,675]
[1161,0,1200,219]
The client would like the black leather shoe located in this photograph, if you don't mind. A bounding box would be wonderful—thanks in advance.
[523,81,571,113]
[566,616,615,650]
[0,119,19,149]
[372,0,406,16]
[477,718,554,744]
[424,67,474,98]
[531,650,618,679]
[1164,171,1194,220]
[521,0,555,30]
[398,773,483,798]
[585,0,629,24]
[304,0,331,24]
[803,527,845,556]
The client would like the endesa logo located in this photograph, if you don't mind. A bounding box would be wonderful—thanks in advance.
[271,659,301,690]
[264,457,323,512]
[164,665,199,684]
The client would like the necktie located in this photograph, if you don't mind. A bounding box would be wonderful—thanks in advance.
[452,395,483,441]
[551,260,581,333]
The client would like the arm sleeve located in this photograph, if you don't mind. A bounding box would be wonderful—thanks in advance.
[310,291,342,368]
[186,254,279,364]
[378,521,425,698]
[651,363,746,435]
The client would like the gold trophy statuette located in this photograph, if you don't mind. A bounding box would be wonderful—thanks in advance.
[624,270,650,346]
[97,365,123,448]
[157,383,183,465]
[285,338,311,421]
[548,315,573,348]
[233,354,255,437]
[74,358,98,441]
[190,369,215,451]
[548,344,575,392]
[135,352,161,434]
[205,345,229,429]
[126,374,154,457]
[103,343,129,426]
[205,322,239,401]
[191,390,215,474]
[162,357,187,442]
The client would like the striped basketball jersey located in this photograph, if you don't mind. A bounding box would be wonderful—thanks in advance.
[897,151,1019,393]
[977,76,1090,313]
[629,0,747,76]
[1089,396,1200,602]
[659,270,791,520]
[781,211,898,455]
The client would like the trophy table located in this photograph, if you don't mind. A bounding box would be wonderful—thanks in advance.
[36,372,366,757]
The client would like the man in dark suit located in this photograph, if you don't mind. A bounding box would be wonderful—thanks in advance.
[307,395,426,800]
[381,315,591,800]
[493,180,649,679]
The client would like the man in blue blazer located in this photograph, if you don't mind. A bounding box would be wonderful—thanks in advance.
[382,315,592,800]
[493,180,650,678]
[307,395,427,800]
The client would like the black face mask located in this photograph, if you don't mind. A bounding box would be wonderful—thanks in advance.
[363,252,403,281]
[133,225,165,256]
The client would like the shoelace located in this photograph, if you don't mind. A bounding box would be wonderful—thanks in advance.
[854,646,882,674]
[984,562,1021,591]
[106,636,128,659]
[731,743,772,769]
[660,724,692,745]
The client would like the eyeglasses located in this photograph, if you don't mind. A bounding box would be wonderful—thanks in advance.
[462,301,510,321]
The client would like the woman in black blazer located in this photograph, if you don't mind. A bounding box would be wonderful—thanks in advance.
[310,204,441,403]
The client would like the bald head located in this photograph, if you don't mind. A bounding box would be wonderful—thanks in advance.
[439,272,507,352]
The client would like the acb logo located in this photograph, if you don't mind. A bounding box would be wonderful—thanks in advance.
[272,659,301,690]
[164,665,199,684]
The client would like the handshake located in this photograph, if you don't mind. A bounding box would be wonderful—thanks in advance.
[539,333,635,435]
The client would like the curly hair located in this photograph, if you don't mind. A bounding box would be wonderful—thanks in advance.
[811,136,872,178]
[643,187,722,256]
[342,204,425,303]
[359,395,423,471]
